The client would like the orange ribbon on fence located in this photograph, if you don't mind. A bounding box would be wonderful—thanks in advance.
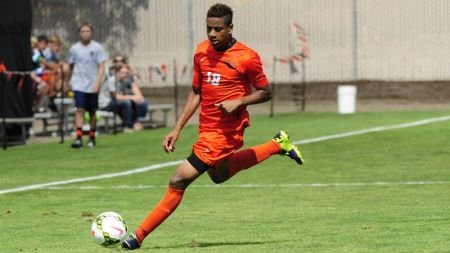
[0,61,6,74]
[17,77,24,91]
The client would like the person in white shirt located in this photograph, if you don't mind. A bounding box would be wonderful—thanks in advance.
[67,22,107,148]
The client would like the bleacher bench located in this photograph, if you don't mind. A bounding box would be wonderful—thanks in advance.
[146,104,175,127]
[33,98,76,135]
[33,112,55,133]
[1,117,35,147]
[96,103,175,133]
[96,110,115,133]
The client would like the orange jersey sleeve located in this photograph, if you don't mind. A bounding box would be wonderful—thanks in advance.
[243,52,268,89]
[192,51,203,90]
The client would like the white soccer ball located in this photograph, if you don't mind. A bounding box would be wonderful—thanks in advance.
[91,212,128,248]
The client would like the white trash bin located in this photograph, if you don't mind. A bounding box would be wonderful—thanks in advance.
[337,85,357,114]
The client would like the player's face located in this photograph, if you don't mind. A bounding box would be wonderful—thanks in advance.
[79,26,92,43]
[117,67,129,80]
[206,17,233,50]
[50,42,60,53]
[37,41,47,51]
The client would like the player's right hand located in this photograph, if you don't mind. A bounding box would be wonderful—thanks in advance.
[92,82,101,94]
[162,130,179,153]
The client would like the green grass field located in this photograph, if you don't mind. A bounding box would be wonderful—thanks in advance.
[1,111,450,253]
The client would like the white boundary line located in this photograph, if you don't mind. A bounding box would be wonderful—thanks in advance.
[1,115,450,196]
[0,161,182,195]
[294,115,450,145]
[41,181,450,190]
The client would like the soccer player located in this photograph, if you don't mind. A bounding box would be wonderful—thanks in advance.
[68,22,107,148]
[122,3,304,250]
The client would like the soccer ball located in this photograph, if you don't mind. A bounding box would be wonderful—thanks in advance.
[91,212,128,248]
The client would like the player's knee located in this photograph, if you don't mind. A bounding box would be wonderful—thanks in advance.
[208,162,230,184]
[62,63,70,73]
[209,174,227,184]
[210,177,224,184]
[168,174,190,190]
[122,100,132,107]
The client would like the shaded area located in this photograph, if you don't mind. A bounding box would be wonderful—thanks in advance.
[32,0,149,56]
[0,0,34,147]
[150,239,295,250]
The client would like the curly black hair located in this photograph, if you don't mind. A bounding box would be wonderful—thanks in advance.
[207,3,233,26]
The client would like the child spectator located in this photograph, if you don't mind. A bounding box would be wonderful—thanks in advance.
[68,22,107,148]
[31,35,51,112]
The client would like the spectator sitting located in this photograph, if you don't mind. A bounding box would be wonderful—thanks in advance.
[32,35,52,69]
[31,35,52,112]
[30,36,38,52]
[116,64,148,131]
[47,35,71,98]
[30,69,49,112]
[43,35,61,107]
[98,57,135,133]
[48,35,61,63]
[31,35,65,111]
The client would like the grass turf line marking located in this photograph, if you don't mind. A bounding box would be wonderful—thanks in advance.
[294,115,450,145]
[1,115,450,196]
[40,181,450,190]
[0,161,182,195]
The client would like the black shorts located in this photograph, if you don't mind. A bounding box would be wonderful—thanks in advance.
[187,151,211,173]
[74,91,98,113]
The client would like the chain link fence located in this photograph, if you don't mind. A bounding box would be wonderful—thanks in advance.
[32,0,450,86]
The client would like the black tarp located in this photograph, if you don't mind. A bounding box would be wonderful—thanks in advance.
[0,0,33,143]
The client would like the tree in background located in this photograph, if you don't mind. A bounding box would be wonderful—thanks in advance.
[32,0,149,57]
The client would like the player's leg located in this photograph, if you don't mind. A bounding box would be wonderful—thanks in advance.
[133,100,148,131]
[118,100,134,130]
[122,159,205,250]
[35,81,49,111]
[71,91,86,148]
[86,93,99,148]
[86,110,96,148]
[208,131,304,183]
[208,138,281,183]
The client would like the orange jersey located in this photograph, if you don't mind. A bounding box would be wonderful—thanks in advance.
[192,39,269,132]
[191,40,269,166]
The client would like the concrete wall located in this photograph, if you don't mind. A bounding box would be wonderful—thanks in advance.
[131,0,450,84]
[33,0,450,85]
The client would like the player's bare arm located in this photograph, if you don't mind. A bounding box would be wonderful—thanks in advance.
[162,87,201,153]
[92,61,105,93]
[215,84,272,114]
[130,82,145,104]
[66,63,74,80]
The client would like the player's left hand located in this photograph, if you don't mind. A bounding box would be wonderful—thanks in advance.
[215,99,243,114]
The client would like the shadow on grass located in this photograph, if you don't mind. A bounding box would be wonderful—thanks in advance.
[149,239,293,250]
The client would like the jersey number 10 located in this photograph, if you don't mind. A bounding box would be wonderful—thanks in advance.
[206,71,221,86]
